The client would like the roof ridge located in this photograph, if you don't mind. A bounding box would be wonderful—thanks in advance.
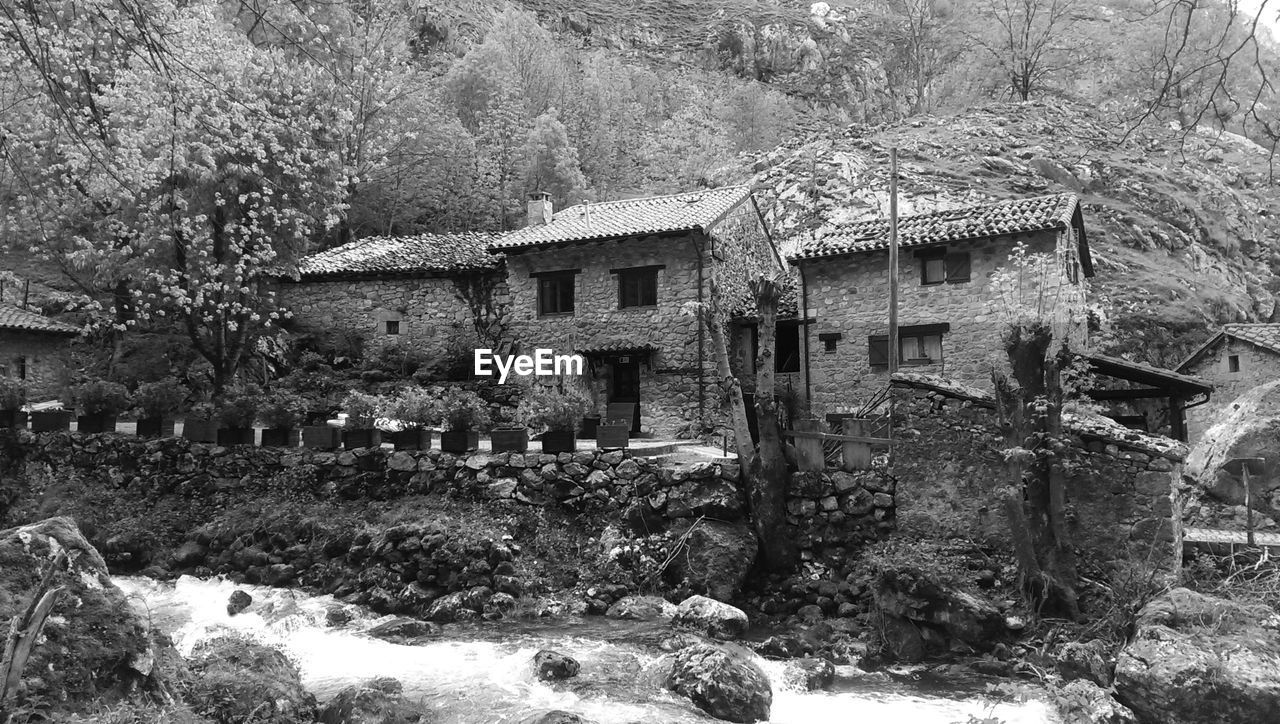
[557,185,750,214]
[830,192,1078,229]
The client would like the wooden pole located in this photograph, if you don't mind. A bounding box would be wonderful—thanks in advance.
[888,148,899,376]
[1243,465,1255,546]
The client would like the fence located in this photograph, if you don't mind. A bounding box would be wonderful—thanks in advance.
[783,415,891,472]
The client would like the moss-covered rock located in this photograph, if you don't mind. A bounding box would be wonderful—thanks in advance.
[185,635,316,724]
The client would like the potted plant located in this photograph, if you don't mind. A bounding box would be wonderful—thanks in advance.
[490,422,529,453]
[596,417,630,449]
[300,395,341,450]
[341,391,384,449]
[182,402,219,443]
[517,382,592,454]
[71,379,130,434]
[133,377,187,438]
[216,388,260,446]
[580,413,601,441]
[438,387,490,453]
[384,387,437,451]
[0,378,27,429]
[259,391,305,448]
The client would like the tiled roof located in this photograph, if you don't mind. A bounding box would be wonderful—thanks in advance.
[575,342,660,356]
[491,186,754,250]
[0,305,80,336]
[1087,354,1212,394]
[1178,323,1280,371]
[793,193,1085,262]
[296,232,499,279]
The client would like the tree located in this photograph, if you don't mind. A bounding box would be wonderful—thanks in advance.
[522,108,588,208]
[967,0,1086,100]
[881,0,966,112]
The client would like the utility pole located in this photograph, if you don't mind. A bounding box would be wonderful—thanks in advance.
[1224,457,1265,546]
[888,148,899,375]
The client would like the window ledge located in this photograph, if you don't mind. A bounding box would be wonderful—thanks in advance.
[537,312,575,319]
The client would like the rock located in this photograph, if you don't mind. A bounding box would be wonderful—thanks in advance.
[757,634,813,658]
[1057,639,1114,686]
[326,606,355,627]
[533,649,581,680]
[785,657,835,690]
[227,589,253,616]
[796,604,823,623]
[0,517,172,712]
[171,539,207,567]
[666,642,772,723]
[1187,380,1280,521]
[187,635,317,723]
[425,591,474,622]
[665,478,744,519]
[605,595,677,621]
[666,520,758,602]
[1055,679,1137,724]
[517,712,598,724]
[672,595,750,640]
[875,613,925,663]
[871,563,1010,657]
[318,677,423,723]
[366,618,440,644]
[1114,588,1280,724]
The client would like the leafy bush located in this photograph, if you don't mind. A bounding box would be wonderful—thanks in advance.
[217,386,262,428]
[70,380,131,416]
[383,387,440,429]
[0,377,26,409]
[342,391,385,428]
[516,382,592,433]
[187,401,216,421]
[132,377,188,418]
[258,391,307,429]
[438,387,491,431]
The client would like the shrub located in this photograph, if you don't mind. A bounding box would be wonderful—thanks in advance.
[132,377,188,418]
[438,387,491,431]
[217,386,262,428]
[516,382,592,433]
[187,401,216,421]
[384,387,440,429]
[258,391,307,429]
[0,377,26,409]
[342,391,385,428]
[70,380,131,416]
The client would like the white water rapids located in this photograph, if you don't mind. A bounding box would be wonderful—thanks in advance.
[115,576,1060,724]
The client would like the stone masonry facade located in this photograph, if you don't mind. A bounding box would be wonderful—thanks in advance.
[0,330,73,401]
[1181,338,1279,443]
[799,228,1081,417]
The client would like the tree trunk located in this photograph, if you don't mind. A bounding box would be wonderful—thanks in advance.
[747,277,795,571]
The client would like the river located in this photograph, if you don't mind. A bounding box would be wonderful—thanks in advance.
[115,576,1060,724]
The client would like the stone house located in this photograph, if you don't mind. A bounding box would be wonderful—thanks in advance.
[788,193,1094,418]
[1177,324,1280,442]
[491,187,784,437]
[0,304,80,401]
[277,232,506,370]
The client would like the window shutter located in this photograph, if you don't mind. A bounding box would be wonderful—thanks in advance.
[946,252,971,282]
[868,336,889,366]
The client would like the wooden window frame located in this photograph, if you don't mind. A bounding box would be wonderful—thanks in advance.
[612,265,662,309]
[532,269,580,317]
[917,248,971,286]
[1228,354,1241,373]
[384,320,400,336]
[868,323,950,368]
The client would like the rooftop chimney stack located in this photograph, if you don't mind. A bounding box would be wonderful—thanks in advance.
[527,192,553,227]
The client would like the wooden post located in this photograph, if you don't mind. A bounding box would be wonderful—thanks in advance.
[842,418,872,471]
[888,148,899,376]
[1224,457,1265,546]
[793,418,825,472]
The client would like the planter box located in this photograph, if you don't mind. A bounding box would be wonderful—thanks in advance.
[440,430,479,453]
[261,427,300,448]
[76,415,117,434]
[217,427,255,446]
[490,427,528,453]
[0,409,27,430]
[30,410,72,433]
[596,422,630,449]
[343,428,382,450]
[389,428,432,451]
[540,430,576,454]
[580,416,601,440]
[136,416,176,438]
[302,425,341,450]
[182,418,219,443]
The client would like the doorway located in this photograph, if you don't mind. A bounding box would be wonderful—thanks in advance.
[608,358,642,433]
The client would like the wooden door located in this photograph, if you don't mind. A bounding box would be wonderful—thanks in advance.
[608,359,641,433]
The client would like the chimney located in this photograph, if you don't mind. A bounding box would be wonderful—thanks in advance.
[526,192,553,227]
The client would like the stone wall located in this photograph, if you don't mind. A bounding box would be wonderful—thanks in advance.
[1182,338,1278,443]
[276,271,509,366]
[798,229,1081,417]
[889,373,1186,568]
[0,330,73,401]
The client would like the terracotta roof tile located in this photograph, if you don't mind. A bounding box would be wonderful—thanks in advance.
[297,232,499,279]
[491,186,754,250]
[793,193,1082,260]
[0,305,80,335]
[1224,324,1280,356]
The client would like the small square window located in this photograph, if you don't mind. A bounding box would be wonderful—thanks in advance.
[618,267,659,308]
[537,272,576,316]
[385,320,400,335]
[921,256,946,285]
[1229,354,1240,373]
[819,332,841,353]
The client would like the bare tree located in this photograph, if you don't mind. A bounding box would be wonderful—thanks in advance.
[882,0,966,112]
[968,0,1086,100]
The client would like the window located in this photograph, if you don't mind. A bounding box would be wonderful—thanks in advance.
[919,249,970,285]
[534,270,578,316]
[616,266,660,308]
[868,324,950,367]
[819,332,841,353]
[776,322,801,373]
[1229,354,1240,373]
[15,357,27,380]
[384,320,400,335]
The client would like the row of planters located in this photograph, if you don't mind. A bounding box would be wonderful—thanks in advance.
[0,376,632,454]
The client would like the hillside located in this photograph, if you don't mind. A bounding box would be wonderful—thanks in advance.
[719,101,1280,365]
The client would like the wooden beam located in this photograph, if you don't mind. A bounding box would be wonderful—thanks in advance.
[783,429,891,445]
[1084,387,1170,400]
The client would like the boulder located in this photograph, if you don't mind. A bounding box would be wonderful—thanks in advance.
[1186,380,1280,520]
[665,520,758,602]
[366,617,441,644]
[318,677,423,723]
[187,635,317,723]
[425,591,476,622]
[517,712,598,724]
[1056,639,1114,686]
[1114,588,1280,724]
[0,517,171,712]
[227,589,253,616]
[672,595,750,639]
[666,642,772,723]
[784,657,835,690]
[605,595,677,621]
[1055,679,1137,724]
[665,478,745,519]
[871,562,1011,658]
[533,649,581,680]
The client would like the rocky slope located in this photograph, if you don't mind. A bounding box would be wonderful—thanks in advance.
[722,101,1280,365]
